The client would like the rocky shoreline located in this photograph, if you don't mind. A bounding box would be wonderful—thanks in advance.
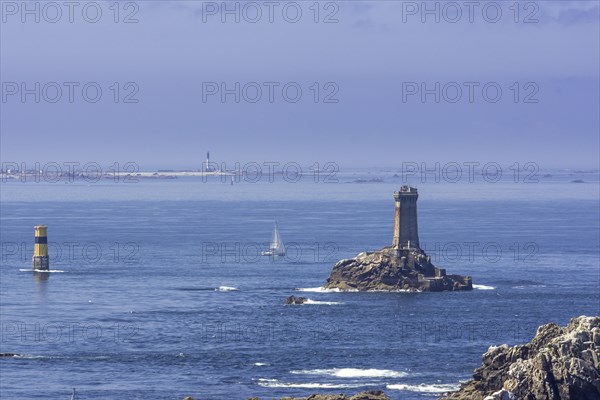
[324,246,472,292]
[441,316,600,400]
[179,316,599,400]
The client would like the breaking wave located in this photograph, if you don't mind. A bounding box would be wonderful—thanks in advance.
[303,299,344,305]
[387,383,459,393]
[257,379,375,389]
[2,354,54,360]
[295,287,357,293]
[215,286,238,292]
[513,284,547,289]
[20,269,66,273]
[473,284,496,290]
[296,286,418,293]
[291,368,408,378]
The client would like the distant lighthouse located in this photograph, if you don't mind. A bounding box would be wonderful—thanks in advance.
[392,186,420,250]
[204,151,216,172]
[32,226,49,270]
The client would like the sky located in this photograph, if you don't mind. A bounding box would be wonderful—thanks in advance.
[1,0,599,170]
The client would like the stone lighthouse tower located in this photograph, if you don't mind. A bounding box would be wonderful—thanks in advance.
[392,186,419,250]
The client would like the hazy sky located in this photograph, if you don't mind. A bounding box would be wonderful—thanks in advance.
[1,1,599,169]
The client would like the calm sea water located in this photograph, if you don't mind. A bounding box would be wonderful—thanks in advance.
[1,171,599,399]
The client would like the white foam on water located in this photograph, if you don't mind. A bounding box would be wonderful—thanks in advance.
[303,299,344,305]
[295,287,357,293]
[291,368,408,378]
[473,284,496,290]
[387,383,459,393]
[296,287,418,293]
[6,354,51,359]
[513,284,546,289]
[215,286,238,292]
[254,362,269,366]
[19,269,66,273]
[257,379,372,389]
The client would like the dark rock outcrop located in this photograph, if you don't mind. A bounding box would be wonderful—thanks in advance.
[0,353,21,358]
[441,316,600,400]
[248,390,390,400]
[325,246,472,292]
[284,295,308,305]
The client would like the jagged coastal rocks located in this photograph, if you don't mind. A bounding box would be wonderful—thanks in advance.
[325,186,472,292]
[325,246,472,292]
[441,316,600,400]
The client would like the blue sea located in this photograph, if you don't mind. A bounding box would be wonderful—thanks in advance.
[1,170,599,399]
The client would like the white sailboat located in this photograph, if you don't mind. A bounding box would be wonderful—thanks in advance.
[261,222,286,256]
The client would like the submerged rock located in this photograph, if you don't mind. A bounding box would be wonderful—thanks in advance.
[284,295,308,305]
[325,246,472,292]
[0,353,21,358]
[248,390,390,400]
[441,316,600,400]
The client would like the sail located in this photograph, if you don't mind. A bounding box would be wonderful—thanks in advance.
[270,222,285,255]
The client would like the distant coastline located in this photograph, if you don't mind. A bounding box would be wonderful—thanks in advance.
[0,170,237,181]
[2,167,598,183]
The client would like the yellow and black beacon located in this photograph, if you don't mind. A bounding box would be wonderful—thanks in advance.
[32,225,49,271]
